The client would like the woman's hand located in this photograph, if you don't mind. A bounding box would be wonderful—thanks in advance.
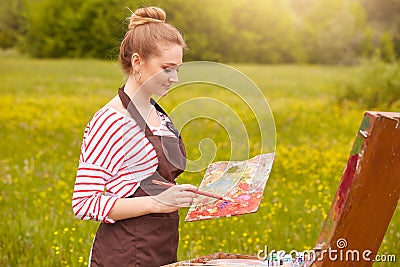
[152,184,198,213]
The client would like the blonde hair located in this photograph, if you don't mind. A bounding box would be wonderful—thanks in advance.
[119,6,187,74]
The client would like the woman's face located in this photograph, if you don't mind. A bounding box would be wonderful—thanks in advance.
[139,44,183,96]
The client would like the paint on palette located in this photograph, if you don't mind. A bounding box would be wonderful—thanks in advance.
[185,153,275,222]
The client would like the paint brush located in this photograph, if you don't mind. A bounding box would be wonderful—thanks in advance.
[151,179,230,201]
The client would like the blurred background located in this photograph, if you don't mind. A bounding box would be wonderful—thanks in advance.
[1,0,399,266]
[1,0,399,64]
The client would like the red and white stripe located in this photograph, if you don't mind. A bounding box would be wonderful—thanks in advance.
[72,107,176,224]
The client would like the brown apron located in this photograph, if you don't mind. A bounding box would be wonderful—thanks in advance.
[89,87,186,267]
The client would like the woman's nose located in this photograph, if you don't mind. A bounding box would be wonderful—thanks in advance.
[168,70,179,83]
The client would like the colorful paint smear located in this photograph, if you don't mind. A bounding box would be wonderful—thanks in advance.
[185,153,275,222]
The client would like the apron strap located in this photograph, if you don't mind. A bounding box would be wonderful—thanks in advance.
[150,98,168,116]
[150,98,181,138]
[118,85,181,138]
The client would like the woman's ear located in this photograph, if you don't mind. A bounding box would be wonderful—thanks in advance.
[131,53,143,73]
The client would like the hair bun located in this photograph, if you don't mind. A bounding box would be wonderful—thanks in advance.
[129,6,166,29]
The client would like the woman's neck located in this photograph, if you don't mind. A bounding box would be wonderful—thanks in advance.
[121,75,160,127]
[124,76,152,110]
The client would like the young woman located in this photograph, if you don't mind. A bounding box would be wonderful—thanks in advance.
[72,6,197,266]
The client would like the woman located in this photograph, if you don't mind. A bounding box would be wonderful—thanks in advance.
[72,6,197,266]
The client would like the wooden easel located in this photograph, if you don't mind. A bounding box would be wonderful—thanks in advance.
[311,111,400,266]
[165,111,400,267]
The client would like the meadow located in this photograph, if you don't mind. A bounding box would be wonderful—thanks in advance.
[0,50,398,266]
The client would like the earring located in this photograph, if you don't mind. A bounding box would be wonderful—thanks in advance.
[134,71,142,83]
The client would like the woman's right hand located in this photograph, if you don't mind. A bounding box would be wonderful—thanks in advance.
[152,184,198,213]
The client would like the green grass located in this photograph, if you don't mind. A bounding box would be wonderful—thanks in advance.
[0,50,398,266]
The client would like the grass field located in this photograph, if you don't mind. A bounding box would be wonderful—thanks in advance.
[0,50,398,266]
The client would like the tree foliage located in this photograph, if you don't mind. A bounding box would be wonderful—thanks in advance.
[358,0,400,61]
[22,0,132,58]
[0,0,26,49]
[1,0,399,63]
[339,56,400,108]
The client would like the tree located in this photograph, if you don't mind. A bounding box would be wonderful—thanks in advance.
[228,0,303,63]
[0,0,26,49]
[358,0,400,60]
[299,0,368,64]
[23,0,138,58]
[162,0,235,62]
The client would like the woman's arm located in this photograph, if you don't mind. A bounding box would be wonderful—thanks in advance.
[107,184,197,221]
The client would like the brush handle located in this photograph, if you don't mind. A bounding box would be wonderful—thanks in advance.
[151,180,226,201]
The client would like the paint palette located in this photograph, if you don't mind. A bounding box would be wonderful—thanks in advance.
[185,153,275,222]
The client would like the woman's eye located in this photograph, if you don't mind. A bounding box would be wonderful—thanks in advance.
[163,66,180,73]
